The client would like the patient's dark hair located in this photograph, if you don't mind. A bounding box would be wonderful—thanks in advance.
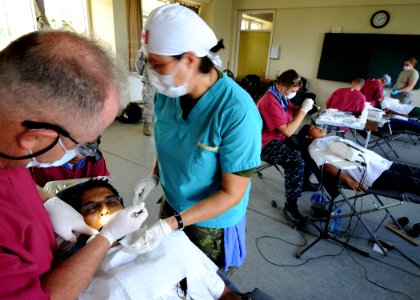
[297,124,313,149]
[56,178,122,212]
[297,124,311,140]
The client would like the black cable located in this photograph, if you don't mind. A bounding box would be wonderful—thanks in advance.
[346,249,414,300]
[255,234,346,267]
[343,235,420,278]
[393,246,420,269]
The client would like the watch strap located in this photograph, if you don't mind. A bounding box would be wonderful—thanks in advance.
[174,213,184,230]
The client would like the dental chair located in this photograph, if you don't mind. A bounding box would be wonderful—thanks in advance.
[362,110,420,158]
[294,135,416,257]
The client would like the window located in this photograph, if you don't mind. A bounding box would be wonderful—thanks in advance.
[240,13,273,31]
[241,19,262,30]
[0,0,36,50]
[141,0,169,28]
[44,0,90,35]
[0,0,89,51]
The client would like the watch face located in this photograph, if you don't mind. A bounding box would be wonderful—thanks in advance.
[371,10,390,28]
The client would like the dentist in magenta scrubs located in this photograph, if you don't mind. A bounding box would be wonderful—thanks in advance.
[132,4,262,273]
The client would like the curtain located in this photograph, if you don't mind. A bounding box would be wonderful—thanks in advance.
[33,0,51,29]
[126,0,142,72]
[175,1,200,14]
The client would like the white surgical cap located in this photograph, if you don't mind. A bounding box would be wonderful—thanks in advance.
[142,4,219,62]
[382,74,391,86]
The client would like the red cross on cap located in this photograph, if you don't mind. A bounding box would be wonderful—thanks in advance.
[141,30,149,44]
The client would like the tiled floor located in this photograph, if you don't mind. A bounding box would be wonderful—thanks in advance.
[101,120,420,300]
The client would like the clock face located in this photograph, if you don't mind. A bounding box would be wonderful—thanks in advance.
[371,10,390,28]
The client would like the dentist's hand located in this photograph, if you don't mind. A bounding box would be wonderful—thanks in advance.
[133,175,159,204]
[99,202,148,246]
[44,197,98,242]
[120,218,173,254]
[301,98,314,113]
[391,89,400,96]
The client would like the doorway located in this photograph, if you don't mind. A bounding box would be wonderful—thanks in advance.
[234,10,275,81]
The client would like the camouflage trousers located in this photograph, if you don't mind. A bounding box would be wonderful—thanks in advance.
[261,139,305,202]
[142,82,155,123]
[159,197,226,270]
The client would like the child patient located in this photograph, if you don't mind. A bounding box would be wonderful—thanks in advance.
[56,179,240,300]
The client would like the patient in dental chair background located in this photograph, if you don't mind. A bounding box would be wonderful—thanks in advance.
[297,124,420,199]
[54,178,239,300]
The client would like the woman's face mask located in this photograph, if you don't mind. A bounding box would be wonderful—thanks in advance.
[26,139,79,168]
[403,65,412,71]
[147,59,193,98]
[285,91,297,99]
[282,87,297,99]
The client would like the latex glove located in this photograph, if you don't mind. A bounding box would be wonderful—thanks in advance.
[133,175,159,204]
[99,202,148,245]
[391,89,400,96]
[120,218,172,254]
[383,90,387,95]
[301,98,314,113]
[44,197,98,242]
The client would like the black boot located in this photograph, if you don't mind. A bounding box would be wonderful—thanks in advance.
[302,168,319,192]
[283,201,306,228]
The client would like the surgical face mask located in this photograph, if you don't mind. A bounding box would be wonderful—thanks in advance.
[146,59,193,98]
[285,91,297,99]
[26,139,79,168]
[403,65,412,71]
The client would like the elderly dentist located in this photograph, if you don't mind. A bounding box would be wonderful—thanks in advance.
[0,31,148,299]
[132,4,262,273]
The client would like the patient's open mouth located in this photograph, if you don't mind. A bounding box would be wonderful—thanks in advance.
[99,215,112,227]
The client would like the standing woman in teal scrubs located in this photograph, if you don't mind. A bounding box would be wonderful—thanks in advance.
[132,4,262,273]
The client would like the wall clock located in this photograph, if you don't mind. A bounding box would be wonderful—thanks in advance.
[371,10,390,29]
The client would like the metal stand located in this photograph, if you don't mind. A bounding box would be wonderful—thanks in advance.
[296,170,369,258]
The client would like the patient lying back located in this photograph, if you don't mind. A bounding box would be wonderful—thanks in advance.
[55,179,239,300]
[298,124,420,197]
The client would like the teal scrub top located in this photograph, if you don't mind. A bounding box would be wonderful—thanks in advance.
[154,73,262,228]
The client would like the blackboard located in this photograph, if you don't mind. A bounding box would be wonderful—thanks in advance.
[317,33,420,89]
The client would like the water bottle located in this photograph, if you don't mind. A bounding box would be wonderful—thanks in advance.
[329,208,342,233]
[311,193,327,218]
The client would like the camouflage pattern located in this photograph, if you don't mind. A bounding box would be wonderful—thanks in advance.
[141,71,155,123]
[135,49,155,123]
[159,197,225,269]
[261,139,305,201]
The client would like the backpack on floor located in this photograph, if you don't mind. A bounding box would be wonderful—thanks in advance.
[117,102,142,124]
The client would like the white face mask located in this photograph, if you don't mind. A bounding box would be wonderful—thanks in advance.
[403,66,412,71]
[146,60,193,98]
[285,91,297,99]
[26,139,79,168]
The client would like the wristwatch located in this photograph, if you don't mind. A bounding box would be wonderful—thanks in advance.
[174,213,184,230]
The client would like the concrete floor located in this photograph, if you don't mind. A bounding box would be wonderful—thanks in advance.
[100,120,420,300]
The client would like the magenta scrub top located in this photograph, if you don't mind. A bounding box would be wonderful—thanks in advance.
[0,166,56,299]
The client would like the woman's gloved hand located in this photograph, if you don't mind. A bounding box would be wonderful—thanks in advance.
[301,98,314,113]
[99,202,148,246]
[391,89,400,96]
[120,218,173,254]
[44,197,98,242]
[133,175,159,204]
